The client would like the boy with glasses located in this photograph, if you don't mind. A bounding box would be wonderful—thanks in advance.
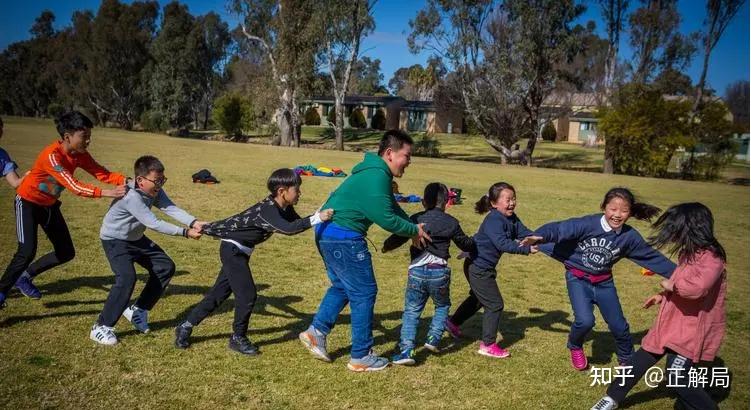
[91,155,205,345]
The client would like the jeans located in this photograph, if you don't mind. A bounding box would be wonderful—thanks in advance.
[311,236,377,359]
[565,270,633,362]
[399,265,451,350]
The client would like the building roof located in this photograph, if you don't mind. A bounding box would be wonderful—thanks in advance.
[401,100,436,110]
[309,95,402,105]
[570,111,599,121]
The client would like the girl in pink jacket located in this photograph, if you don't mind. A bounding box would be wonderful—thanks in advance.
[591,203,726,410]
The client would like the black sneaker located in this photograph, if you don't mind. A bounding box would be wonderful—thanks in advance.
[228,335,259,355]
[174,324,192,349]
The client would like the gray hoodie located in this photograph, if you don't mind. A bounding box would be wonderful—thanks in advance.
[99,181,195,241]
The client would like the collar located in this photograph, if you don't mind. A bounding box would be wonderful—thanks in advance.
[600,215,622,234]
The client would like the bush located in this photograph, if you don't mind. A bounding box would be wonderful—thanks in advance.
[327,106,336,125]
[349,108,367,129]
[304,107,321,126]
[139,110,169,132]
[47,103,65,119]
[413,133,441,157]
[371,108,386,130]
[541,122,557,141]
[212,93,254,138]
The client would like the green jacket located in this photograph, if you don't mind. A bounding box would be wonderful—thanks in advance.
[323,152,418,237]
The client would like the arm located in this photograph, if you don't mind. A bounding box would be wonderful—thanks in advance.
[257,202,312,235]
[155,190,197,227]
[43,151,106,198]
[361,175,418,237]
[515,218,534,239]
[79,152,127,185]
[122,192,187,237]
[626,232,677,278]
[382,233,410,252]
[663,254,724,300]
[4,170,22,188]
[533,216,590,243]
[486,217,531,255]
[1,151,22,187]
[451,224,475,252]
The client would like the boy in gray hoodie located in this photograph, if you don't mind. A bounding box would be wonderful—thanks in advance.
[90,155,204,345]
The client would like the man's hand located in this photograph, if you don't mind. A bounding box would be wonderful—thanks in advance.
[411,223,432,249]
[319,208,334,222]
[519,235,543,247]
[643,293,664,309]
[102,185,127,198]
[186,228,202,240]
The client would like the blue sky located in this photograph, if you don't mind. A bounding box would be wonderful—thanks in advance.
[1,0,748,95]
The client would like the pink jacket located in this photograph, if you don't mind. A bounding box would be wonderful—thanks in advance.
[640,250,727,362]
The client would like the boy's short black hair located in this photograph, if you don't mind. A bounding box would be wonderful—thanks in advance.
[0,116,3,127]
[55,111,94,137]
[134,155,165,177]
[423,182,449,210]
[267,168,302,196]
[377,129,413,156]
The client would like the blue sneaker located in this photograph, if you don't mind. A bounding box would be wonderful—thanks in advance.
[0,292,6,309]
[15,274,41,299]
[299,325,331,362]
[391,347,416,365]
[424,335,441,352]
[347,351,390,372]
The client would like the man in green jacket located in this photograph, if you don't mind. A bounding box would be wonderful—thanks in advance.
[299,130,430,372]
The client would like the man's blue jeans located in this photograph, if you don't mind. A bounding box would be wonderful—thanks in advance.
[565,271,634,362]
[399,264,451,350]
[312,236,377,359]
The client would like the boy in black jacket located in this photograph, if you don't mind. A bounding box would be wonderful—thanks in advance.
[382,182,474,365]
[174,168,332,355]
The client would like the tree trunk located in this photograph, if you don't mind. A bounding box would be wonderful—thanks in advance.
[203,102,210,130]
[334,97,345,150]
[603,141,615,173]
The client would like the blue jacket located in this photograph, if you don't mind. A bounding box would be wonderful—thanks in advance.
[471,210,533,270]
[535,214,675,277]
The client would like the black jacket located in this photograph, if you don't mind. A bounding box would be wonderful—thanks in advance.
[202,195,312,248]
[382,208,474,260]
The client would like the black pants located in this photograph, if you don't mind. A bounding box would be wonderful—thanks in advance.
[451,259,504,345]
[97,236,176,327]
[0,196,76,294]
[450,259,483,325]
[607,348,718,409]
[186,242,257,337]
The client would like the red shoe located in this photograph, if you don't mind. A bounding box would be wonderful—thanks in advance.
[570,347,589,371]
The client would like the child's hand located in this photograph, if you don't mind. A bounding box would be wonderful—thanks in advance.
[519,235,543,247]
[529,245,539,254]
[457,251,469,260]
[187,228,202,240]
[642,293,664,309]
[102,185,127,198]
[192,221,209,232]
[319,208,334,221]
[659,279,675,292]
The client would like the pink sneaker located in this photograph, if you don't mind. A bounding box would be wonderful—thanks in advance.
[477,342,510,358]
[570,348,589,370]
[445,319,463,339]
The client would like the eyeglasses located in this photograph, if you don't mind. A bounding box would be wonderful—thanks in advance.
[140,176,168,187]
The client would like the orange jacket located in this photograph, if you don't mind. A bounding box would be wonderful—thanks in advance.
[16,140,127,206]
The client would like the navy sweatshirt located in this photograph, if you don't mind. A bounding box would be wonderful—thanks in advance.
[471,210,533,270]
[534,214,675,278]
[382,208,475,261]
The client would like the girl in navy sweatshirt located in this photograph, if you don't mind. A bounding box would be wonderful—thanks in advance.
[520,187,676,371]
[448,182,538,359]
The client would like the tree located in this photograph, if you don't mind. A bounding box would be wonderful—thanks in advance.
[193,12,231,130]
[80,0,159,129]
[349,108,367,128]
[371,108,386,129]
[724,80,749,132]
[319,0,376,150]
[231,0,320,147]
[212,93,254,138]
[347,57,387,95]
[304,106,321,125]
[388,58,446,100]
[681,99,737,180]
[598,84,693,177]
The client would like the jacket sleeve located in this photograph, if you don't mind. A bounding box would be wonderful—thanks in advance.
[43,150,104,198]
[626,231,676,278]
[154,190,196,227]
[672,253,725,300]
[515,218,534,239]
[451,223,475,252]
[79,152,127,185]
[122,191,185,236]
[485,217,530,255]
[533,216,589,243]
[257,202,312,235]
[382,213,418,251]
[361,173,418,237]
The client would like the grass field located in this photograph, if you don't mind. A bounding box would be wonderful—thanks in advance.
[0,116,748,409]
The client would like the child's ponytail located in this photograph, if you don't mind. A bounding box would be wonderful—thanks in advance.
[631,203,661,221]
[475,195,492,214]
[601,187,660,221]
[475,182,516,214]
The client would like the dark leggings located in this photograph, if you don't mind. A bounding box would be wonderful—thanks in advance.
[450,259,483,326]
[451,259,504,345]
[607,348,718,409]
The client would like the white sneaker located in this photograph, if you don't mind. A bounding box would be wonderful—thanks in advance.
[123,305,150,333]
[90,324,118,345]
[591,396,618,410]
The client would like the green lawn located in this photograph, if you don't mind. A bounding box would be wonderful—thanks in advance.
[0,117,748,409]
